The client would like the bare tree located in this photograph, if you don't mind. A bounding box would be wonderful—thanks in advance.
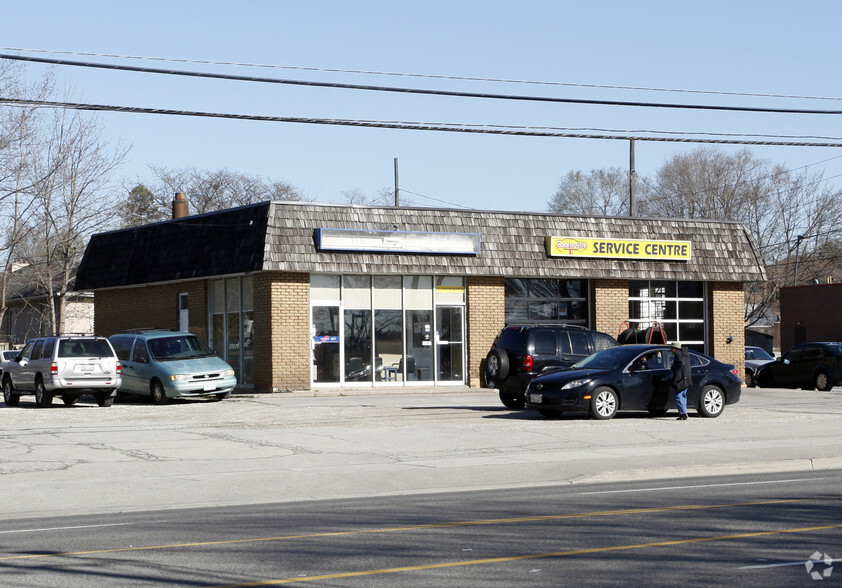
[547,167,636,216]
[0,62,59,339]
[340,187,400,206]
[127,166,306,222]
[20,100,128,334]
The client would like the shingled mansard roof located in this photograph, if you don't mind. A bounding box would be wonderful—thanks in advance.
[74,201,766,291]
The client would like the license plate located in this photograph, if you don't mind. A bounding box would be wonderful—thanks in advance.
[79,364,94,372]
[203,383,215,391]
[529,393,542,403]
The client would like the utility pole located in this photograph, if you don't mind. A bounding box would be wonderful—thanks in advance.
[629,139,637,216]
[394,158,400,207]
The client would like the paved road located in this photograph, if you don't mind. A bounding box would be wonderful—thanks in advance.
[3,471,841,586]
[2,386,842,520]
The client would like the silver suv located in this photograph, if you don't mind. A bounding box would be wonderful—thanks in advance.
[2,335,122,408]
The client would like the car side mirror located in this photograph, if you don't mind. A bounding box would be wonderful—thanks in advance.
[782,358,790,365]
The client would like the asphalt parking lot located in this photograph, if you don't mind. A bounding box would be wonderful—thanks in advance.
[2,385,842,519]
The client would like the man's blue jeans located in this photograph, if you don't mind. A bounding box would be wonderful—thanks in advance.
[675,388,688,415]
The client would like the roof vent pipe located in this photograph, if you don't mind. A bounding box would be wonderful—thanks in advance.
[172,192,189,219]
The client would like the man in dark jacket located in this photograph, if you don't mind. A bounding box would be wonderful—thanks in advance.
[670,343,692,420]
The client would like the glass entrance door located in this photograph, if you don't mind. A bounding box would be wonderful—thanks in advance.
[312,305,340,383]
[436,306,464,382]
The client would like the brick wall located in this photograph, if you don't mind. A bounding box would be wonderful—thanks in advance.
[709,281,745,380]
[94,281,207,339]
[592,279,629,339]
[254,271,311,392]
[466,276,505,387]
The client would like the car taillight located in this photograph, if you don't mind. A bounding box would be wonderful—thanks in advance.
[50,362,58,376]
[731,368,739,376]
[116,361,121,374]
[522,355,534,372]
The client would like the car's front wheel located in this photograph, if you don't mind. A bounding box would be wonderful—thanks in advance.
[815,370,833,392]
[756,370,773,389]
[34,378,52,408]
[150,380,168,405]
[588,387,618,420]
[746,369,757,388]
[698,385,725,418]
[3,378,19,407]
[499,389,525,409]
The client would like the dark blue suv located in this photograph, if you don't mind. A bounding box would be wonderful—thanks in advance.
[484,324,618,409]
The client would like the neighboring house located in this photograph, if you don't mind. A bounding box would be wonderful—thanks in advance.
[74,200,765,393]
[0,263,94,348]
[745,304,778,354]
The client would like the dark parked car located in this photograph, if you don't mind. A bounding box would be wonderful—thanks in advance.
[484,324,618,409]
[524,344,741,420]
[744,346,775,388]
[755,342,842,391]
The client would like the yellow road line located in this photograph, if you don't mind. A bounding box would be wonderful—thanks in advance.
[0,496,838,562]
[208,522,842,587]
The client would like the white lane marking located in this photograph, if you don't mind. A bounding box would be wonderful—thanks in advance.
[0,522,136,534]
[741,559,836,569]
[578,476,840,495]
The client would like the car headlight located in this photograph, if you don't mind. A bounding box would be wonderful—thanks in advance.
[169,374,192,382]
[221,369,235,377]
[561,379,591,390]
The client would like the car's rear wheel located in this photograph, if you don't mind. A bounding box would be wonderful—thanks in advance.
[61,394,78,406]
[95,391,114,407]
[485,349,509,383]
[815,370,833,392]
[34,378,52,408]
[499,389,525,409]
[588,387,618,420]
[150,380,168,405]
[698,385,725,418]
[746,369,757,388]
[3,378,19,407]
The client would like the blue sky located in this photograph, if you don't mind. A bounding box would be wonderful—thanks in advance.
[3,1,842,212]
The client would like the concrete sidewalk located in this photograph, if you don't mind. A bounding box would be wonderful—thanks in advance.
[1,386,841,519]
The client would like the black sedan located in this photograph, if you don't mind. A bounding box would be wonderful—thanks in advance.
[524,344,741,420]
[755,342,842,391]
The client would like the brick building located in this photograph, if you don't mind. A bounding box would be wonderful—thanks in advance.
[779,283,842,352]
[74,201,765,392]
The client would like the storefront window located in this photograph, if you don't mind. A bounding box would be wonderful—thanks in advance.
[374,276,403,382]
[505,279,588,325]
[344,276,372,383]
[208,276,254,386]
[628,280,706,352]
[310,274,464,386]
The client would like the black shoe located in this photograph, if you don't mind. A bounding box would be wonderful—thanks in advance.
[676,414,688,421]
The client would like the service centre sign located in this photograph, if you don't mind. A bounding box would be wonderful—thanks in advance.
[546,236,692,261]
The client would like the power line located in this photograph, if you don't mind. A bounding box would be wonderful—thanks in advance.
[4,47,842,104]
[6,52,842,116]
[4,96,842,147]
[398,188,476,210]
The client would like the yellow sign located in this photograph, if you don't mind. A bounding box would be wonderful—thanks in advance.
[546,236,692,261]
